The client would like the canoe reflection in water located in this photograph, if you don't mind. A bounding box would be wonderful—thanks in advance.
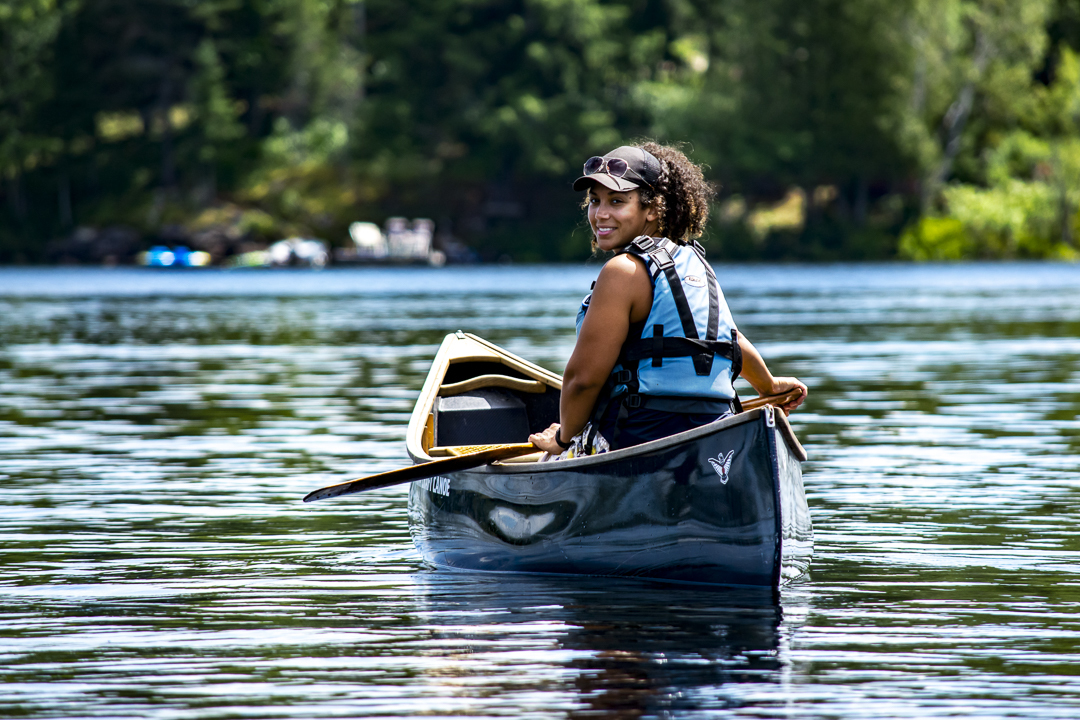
[411,573,804,717]
[406,333,812,587]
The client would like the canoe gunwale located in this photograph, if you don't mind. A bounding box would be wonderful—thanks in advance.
[479,406,806,475]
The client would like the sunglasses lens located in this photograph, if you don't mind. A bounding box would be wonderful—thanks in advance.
[583,157,604,175]
[606,158,628,178]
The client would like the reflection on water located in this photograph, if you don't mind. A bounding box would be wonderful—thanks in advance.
[407,576,791,719]
[2,264,1080,718]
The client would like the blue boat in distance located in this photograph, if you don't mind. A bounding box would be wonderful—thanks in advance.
[406,332,813,587]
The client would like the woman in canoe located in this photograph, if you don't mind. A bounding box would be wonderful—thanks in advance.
[529,142,807,458]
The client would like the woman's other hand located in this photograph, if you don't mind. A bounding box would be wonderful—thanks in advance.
[768,377,808,416]
[529,423,567,454]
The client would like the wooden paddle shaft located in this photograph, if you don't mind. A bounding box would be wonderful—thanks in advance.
[742,387,803,411]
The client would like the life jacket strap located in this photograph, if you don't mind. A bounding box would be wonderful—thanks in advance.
[730,328,743,380]
[621,332,738,367]
[689,242,721,345]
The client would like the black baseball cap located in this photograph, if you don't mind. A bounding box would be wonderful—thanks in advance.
[572,146,661,192]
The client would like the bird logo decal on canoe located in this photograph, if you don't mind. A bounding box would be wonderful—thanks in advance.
[708,450,735,484]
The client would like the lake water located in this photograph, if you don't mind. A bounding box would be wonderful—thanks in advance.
[2,263,1079,719]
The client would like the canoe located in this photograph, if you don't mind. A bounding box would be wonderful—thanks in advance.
[406,331,813,587]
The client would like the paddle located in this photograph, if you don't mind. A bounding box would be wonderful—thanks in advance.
[302,388,804,503]
[303,443,537,502]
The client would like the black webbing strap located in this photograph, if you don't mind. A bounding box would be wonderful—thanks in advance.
[730,328,744,414]
[654,246,699,342]
[729,328,743,380]
[690,242,720,343]
[622,336,738,365]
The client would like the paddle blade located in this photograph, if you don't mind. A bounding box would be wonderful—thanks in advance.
[303,443,536,503]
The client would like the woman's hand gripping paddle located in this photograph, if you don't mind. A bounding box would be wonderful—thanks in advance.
[741,387,805,414]
[303,443,536,502]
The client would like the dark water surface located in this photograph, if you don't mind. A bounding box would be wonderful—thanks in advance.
[2,263,1079,719]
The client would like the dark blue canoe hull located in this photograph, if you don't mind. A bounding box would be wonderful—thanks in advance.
[408,406,811,587]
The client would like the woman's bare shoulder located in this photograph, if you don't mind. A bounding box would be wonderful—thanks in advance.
[594,252,653,319]
[597,251,649,283]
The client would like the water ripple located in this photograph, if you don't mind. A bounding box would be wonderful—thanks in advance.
[1,264,1080,718]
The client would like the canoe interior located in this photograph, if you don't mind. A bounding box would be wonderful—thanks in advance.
[407,332,562,463]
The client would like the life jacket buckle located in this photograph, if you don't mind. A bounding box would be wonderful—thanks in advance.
[625,394,642,409]
[614,369,633,384]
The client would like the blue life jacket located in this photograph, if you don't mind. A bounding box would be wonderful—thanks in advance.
[577,236,743,417]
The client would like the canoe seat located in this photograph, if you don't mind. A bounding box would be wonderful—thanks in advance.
[434,387,531,447]
[439,374,546,397]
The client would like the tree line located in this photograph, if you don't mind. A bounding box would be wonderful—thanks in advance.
[3,0,1080,263]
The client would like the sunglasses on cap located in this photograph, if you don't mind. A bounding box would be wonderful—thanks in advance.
[582,156,653,188]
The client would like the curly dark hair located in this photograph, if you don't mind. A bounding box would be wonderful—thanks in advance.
[634,142,715,244]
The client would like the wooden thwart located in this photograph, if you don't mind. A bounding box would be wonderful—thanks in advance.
[439,374,547,397]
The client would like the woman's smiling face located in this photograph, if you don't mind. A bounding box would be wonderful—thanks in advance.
[587,184,659,252]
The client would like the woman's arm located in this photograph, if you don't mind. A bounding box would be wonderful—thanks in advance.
[529,254,652,453]
[738,333,807,415]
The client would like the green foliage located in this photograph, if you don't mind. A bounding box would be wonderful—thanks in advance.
[239,117,367,239]
[190,39,246,163]
[901,40,1080,260]
[0,0,74,257]
[4,0,1080,262]
[899,216,973,261]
